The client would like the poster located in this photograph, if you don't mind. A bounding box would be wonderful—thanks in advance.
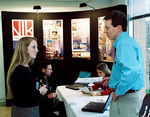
[71,18,90,59]
[98,17,114,62]
[12,19,34,50]
[43,20,64,60]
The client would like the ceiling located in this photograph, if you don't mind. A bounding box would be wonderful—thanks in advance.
[52,0,94,1]
[2,0,96,1]
[34,0,95,1]
[1,0,123,13]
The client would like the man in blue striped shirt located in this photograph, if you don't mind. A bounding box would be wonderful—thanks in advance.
[102,10,144,117]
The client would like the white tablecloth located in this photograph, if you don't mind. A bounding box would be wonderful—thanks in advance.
[56,86,109,117]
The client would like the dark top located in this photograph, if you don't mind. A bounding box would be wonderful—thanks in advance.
[11,65,40,107]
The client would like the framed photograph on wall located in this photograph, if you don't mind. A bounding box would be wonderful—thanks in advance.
[43,19,64,60]
[98,17,114,62]
[71,18,90,59]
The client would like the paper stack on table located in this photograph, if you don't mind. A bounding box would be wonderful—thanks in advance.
[75,77,103,83]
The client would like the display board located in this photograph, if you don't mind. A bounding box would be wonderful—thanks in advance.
[43,19,64,60]
[12,19,34,50]
[98,17,114,62]
[71,18,90,59]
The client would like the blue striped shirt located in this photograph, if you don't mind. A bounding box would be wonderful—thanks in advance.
[109,32,145,95]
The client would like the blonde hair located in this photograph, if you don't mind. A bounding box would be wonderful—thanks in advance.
[6,37,37,99]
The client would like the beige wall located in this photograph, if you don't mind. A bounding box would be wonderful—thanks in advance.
[0,13,5,102]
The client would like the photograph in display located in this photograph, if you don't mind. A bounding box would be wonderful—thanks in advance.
[71,18,90,59]
[46,40,52,48]
[12,19,34,50]
[98,17,114,62]
[52,30,58,39]
[56,21,61,27]
[43,20,64,60]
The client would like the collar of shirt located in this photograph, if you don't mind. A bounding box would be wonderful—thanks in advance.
[113,31,128,48]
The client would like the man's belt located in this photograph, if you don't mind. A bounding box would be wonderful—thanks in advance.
[126,89,139,93]
[112,89,139,93]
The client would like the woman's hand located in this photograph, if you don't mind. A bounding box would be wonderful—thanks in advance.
[39,85,47,95]
[81,91,86,94]
[89,91,101,96]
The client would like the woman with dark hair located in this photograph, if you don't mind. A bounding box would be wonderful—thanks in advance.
[88,63,112,96]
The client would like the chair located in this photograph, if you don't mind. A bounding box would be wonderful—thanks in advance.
[139,94,150,117]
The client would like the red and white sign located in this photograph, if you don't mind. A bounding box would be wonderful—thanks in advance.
[12,20,34,40]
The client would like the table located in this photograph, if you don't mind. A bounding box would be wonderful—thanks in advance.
[56,86,109,117]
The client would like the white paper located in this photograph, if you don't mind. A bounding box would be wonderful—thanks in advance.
[78,87,90,93]
[75,77,103,83]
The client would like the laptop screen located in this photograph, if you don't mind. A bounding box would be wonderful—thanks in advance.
[104,91,113,110]
[78,71,92,78]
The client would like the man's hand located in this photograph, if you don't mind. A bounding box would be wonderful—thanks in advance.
[101,77,110,87]
[113,91,119,102]
[47,93,57,99]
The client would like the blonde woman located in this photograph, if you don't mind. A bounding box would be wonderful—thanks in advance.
[7,37,47,117]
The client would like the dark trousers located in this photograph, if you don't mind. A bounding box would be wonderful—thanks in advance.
[53,101,67,117]
[40,101,67,117]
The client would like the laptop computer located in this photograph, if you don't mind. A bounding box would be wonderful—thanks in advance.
[81,91,113,113]
[78,71,92,78]
[66,71,92,90]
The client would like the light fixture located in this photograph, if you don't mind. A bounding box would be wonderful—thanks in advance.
[79,3,95,11]
[33,5,41,14]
